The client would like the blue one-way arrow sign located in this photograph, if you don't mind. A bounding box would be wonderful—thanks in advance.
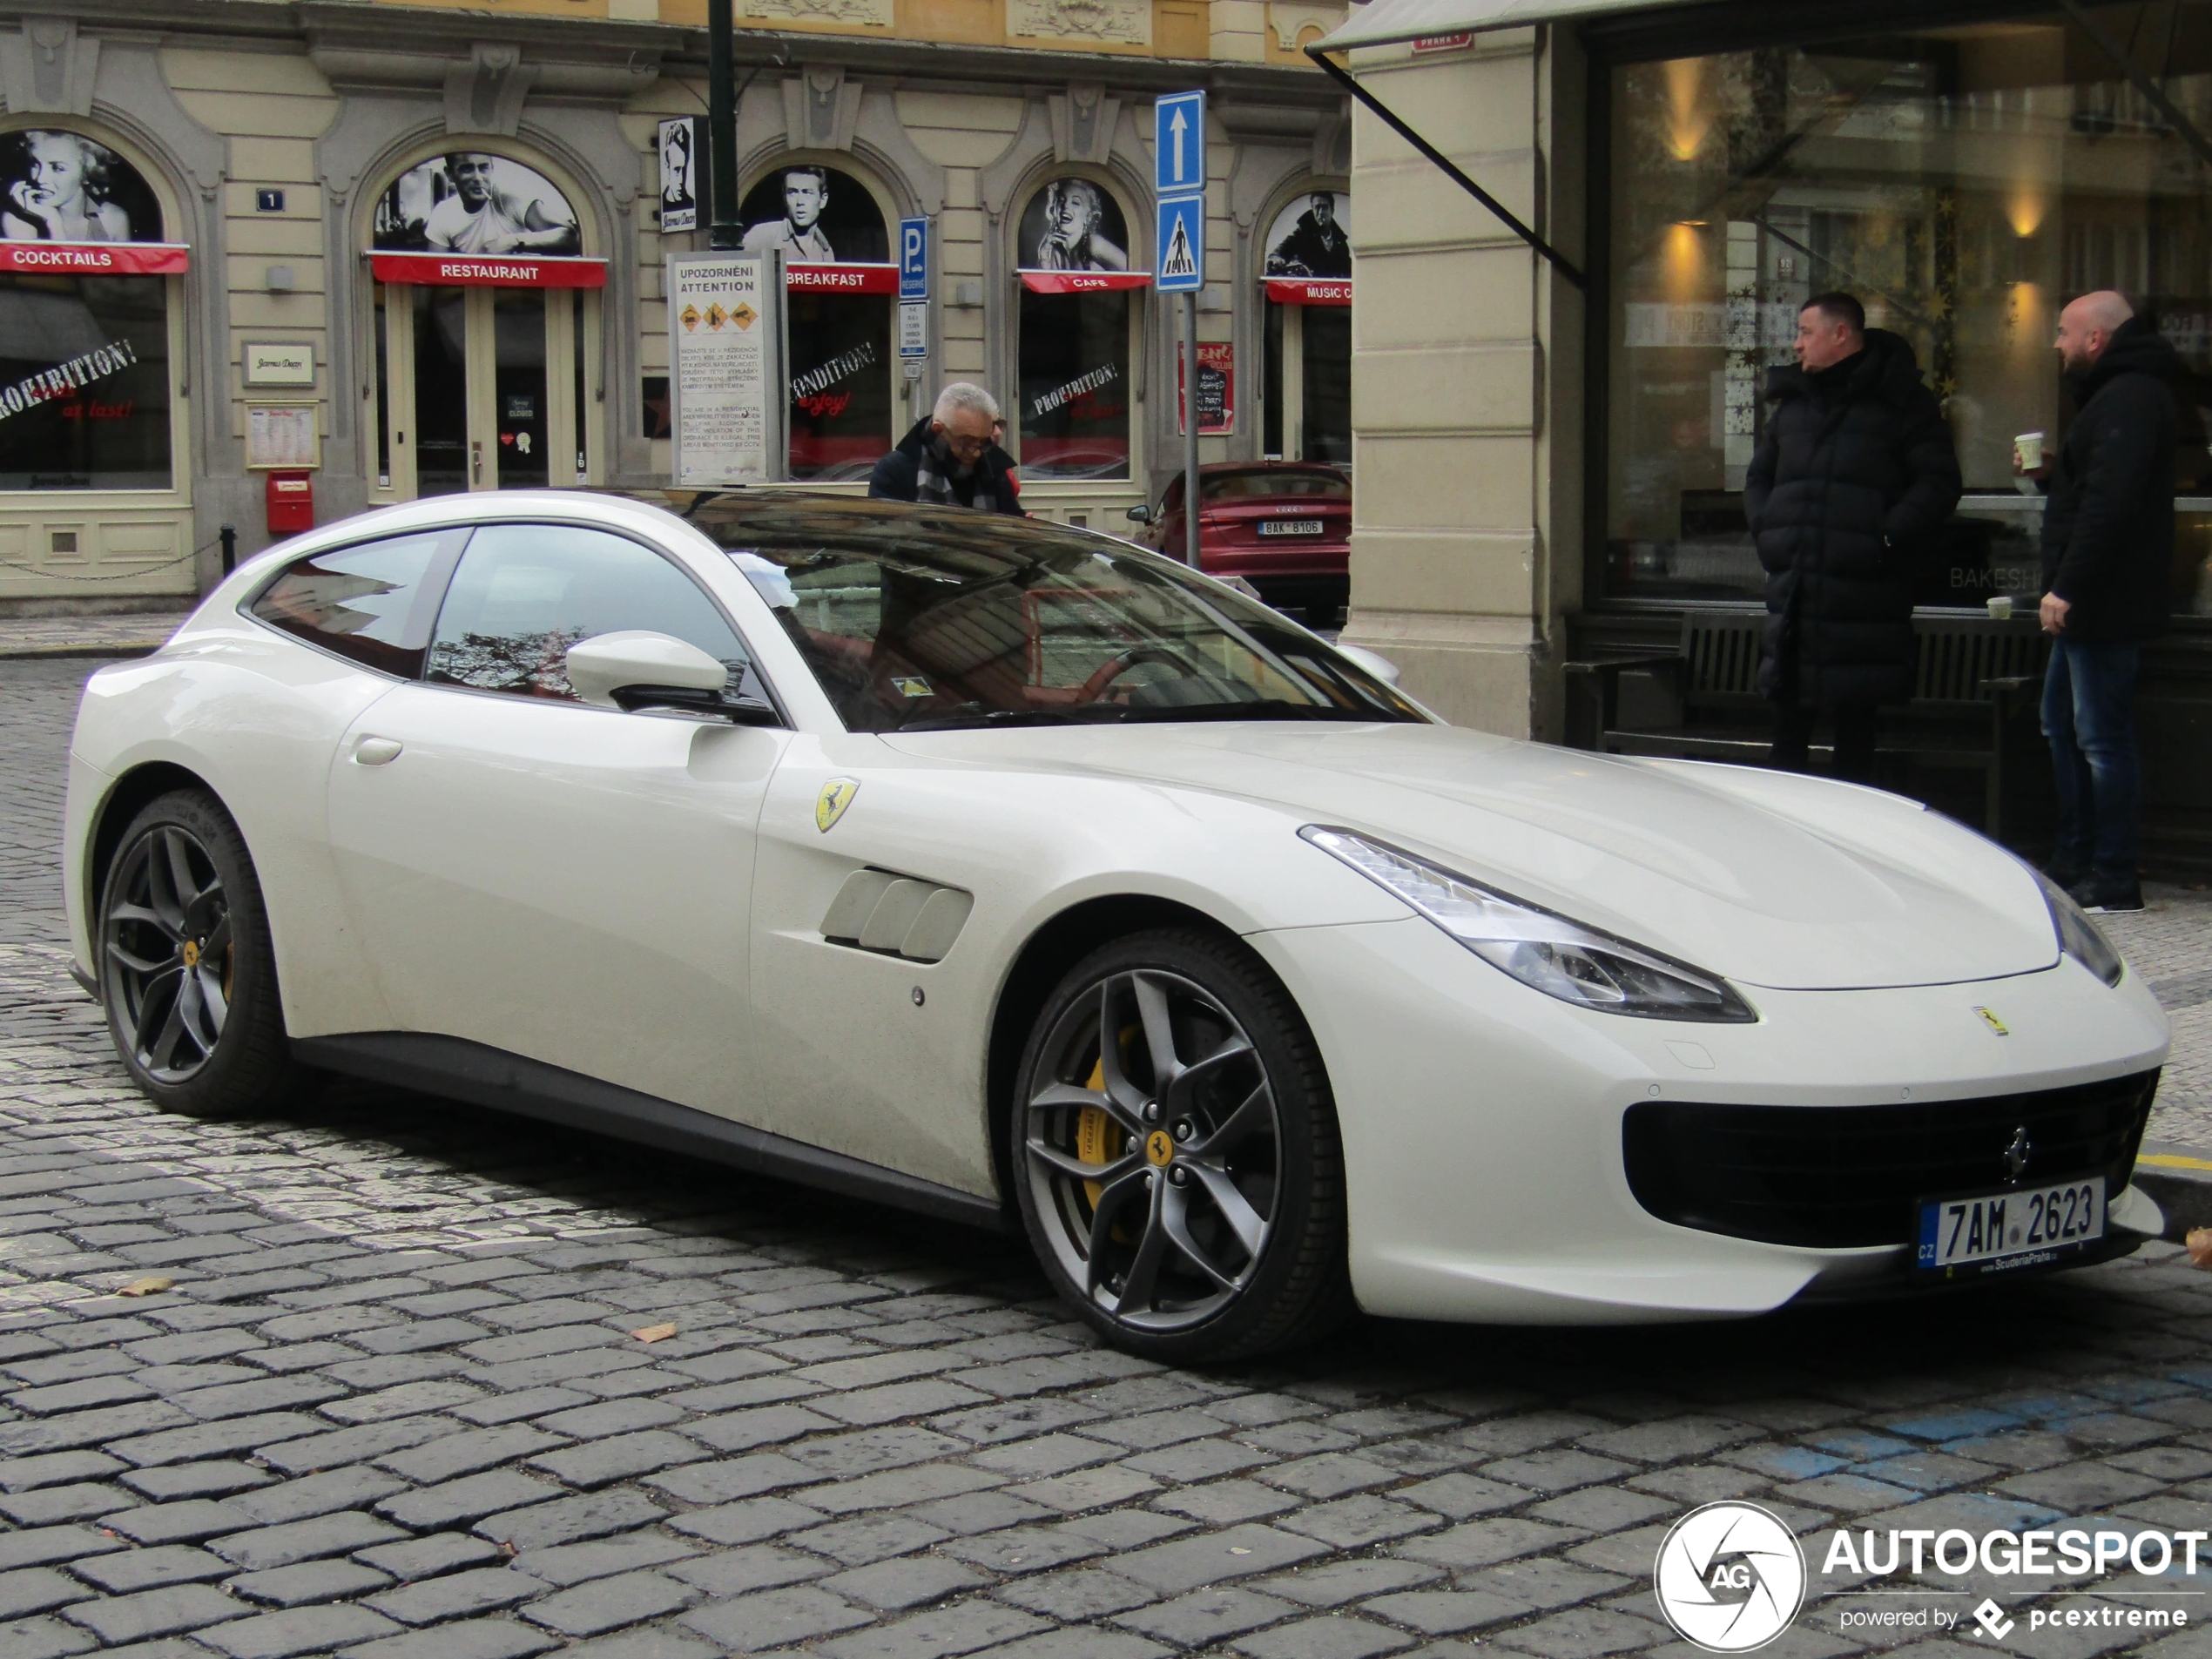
[1155,91,1206,196]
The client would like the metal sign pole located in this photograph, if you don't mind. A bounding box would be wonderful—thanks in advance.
[1182,292,1200,569]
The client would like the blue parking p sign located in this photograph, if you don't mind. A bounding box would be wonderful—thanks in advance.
[1155,194,1204,292]
[899,217,927,300]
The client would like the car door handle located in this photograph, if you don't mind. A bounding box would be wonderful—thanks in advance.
[353,736,403,766]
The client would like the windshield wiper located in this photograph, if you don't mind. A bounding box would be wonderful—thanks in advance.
[898,706,1132,732]
[1113,699,1405,725]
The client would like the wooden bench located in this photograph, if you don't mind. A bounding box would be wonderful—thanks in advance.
[1566,613,2051,839]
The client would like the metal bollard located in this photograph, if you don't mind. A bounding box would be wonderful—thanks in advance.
[219,524,236,577]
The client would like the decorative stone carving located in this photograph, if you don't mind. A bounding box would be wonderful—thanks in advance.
[1009,0,1150,46]
[744,0,893,24]
[0,17,99,117]
[1049,83,1118,166]
[783,66,862,153]
[1270,3,1345,51]
[444,43,537,138]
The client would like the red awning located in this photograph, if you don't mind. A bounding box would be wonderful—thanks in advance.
[1019,270,1153,294]
[369,252,608,289]
[1264,277,1351,306]
[787,263,899,294]
[0,241,190,276]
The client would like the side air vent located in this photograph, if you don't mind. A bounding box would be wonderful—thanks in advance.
[821,869,974,963]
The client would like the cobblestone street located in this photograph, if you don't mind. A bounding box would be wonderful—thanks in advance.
[12,655,2212,1659]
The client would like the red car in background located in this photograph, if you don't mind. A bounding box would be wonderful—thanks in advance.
[1126,462,1350,625]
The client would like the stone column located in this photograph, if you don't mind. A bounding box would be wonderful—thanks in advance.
[1337,26,1585,738]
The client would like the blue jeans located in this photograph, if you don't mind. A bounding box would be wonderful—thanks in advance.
[2040,637,2141,882]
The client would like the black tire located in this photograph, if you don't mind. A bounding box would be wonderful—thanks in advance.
[97,788,302,1119]
[1009,927,1352,1363]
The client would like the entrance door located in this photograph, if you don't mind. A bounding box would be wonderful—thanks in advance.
[373,284,597,497]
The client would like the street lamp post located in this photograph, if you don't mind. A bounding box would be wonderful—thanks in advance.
[707,0,740,251]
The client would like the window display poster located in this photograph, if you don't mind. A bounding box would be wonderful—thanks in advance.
[372,154,580,256]
[658,118,699,235]
[669,254,783,487]
[1178,341,1234,436]
[1019,178,1130,273]
[737,166,887,264]
[1263,192,1350,279]
[1,128,165,244]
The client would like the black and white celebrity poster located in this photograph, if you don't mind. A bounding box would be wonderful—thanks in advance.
[658,118,698,235]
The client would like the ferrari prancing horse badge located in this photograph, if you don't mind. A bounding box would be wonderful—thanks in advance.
[816,778,860,833]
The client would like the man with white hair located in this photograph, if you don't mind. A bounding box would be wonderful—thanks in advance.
[2024,289,2183,913]
[867,382,1023,515]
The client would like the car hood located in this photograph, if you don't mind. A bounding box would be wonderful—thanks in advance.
[883,722,2060,990]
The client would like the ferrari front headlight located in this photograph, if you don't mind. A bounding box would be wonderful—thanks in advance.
[1301,826,1757,1022]
[2033,867,2124,987]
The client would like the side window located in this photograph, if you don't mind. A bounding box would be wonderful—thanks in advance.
[246,531,452,678]
[425,523,756,705]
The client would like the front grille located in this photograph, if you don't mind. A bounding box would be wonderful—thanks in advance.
[1622,1070,2160,1249]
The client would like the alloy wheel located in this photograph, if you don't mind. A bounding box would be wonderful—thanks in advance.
[1022,968,1281,1332]
[103,825,233,1084]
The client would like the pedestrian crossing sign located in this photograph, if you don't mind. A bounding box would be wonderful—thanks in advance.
[1156,194,1204,292]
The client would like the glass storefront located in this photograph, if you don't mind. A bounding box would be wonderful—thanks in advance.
[1603,3,2212,612]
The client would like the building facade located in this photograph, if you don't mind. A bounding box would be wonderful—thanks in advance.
[1331,0,2212,868]
[0,0,1355,606]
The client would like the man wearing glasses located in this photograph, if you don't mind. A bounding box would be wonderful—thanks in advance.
[869,382,1024,515]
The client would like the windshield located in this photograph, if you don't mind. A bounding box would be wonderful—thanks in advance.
[698,511,1420,734]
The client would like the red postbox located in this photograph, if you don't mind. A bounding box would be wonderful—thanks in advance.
[265,471,314,535]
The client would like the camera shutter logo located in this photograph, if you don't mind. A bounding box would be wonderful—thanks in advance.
[1653,1502,1805,1653]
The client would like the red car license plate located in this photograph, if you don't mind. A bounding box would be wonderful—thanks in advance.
[1258,519,1325,536]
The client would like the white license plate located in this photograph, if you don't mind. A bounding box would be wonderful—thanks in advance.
[1916,1177,2105,1272]
[1258,519,1325,536]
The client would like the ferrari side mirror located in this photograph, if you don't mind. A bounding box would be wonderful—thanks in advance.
[566,631,782,725]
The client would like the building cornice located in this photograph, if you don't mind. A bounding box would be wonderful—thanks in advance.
[0,0,1335,105]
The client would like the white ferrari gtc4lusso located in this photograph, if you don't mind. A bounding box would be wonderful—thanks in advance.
[64,491,2170,1360]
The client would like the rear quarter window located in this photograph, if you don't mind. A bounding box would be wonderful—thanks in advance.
[246,530,461,678]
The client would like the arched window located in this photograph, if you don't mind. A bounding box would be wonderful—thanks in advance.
[739,164,895,482]
[0,127,181,491]
[1015,176,1149,481]
[1260,189,1351,464]
[367,151,602,498]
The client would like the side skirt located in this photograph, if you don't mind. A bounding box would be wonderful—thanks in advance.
[293,1031,1010,1233]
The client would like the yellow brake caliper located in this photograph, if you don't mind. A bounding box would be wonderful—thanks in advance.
[1076,1057,1121,1211]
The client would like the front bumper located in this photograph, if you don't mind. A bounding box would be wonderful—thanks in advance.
[1249,918,2172,1325]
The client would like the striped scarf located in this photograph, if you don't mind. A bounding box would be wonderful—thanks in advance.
[914,435,995,513]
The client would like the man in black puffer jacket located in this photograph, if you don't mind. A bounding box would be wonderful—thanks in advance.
[1745,293,1962,781]
[2031,291,2182,914]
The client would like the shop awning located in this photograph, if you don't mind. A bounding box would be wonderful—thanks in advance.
[1265,277,1351,306]
[369,252,608,288]
[0,242,190,276]
[1019,271,1152,294]
[1317,0,1716,52]
[788,263,900,294]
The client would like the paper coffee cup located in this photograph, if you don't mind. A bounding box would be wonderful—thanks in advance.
[1987,595,2014,621]
[2014,431,2045,470]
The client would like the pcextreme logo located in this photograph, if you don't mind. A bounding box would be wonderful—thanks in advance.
[1653,1502,1807,1653]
